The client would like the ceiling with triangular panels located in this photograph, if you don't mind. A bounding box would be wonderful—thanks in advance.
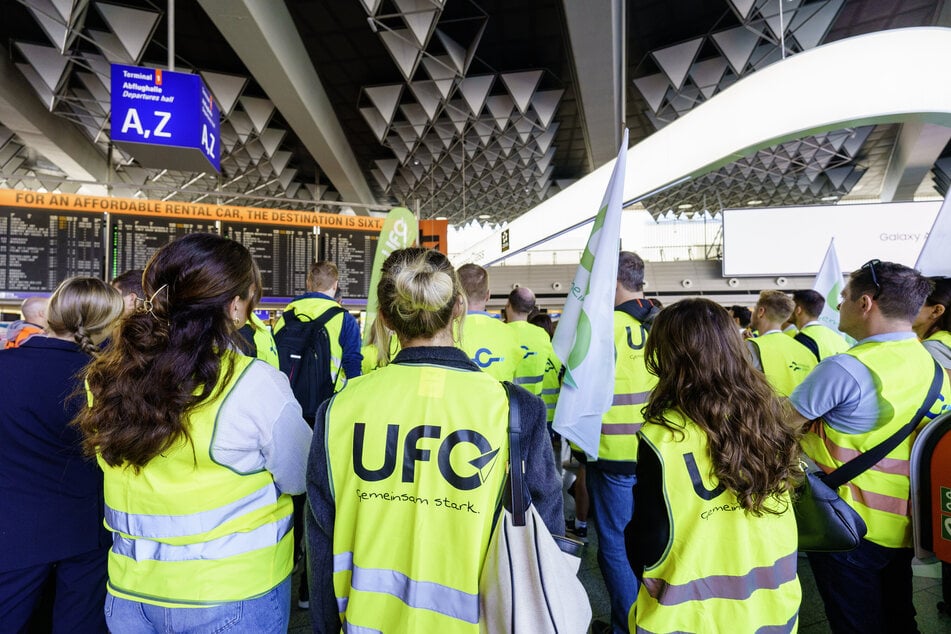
[0,0,948,224]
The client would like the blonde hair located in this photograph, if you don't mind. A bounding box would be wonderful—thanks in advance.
[377,248,464,346]
[46,277,123,355]
[757,290,795,323]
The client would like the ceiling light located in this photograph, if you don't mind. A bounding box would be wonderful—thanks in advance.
[435,216,447,220]
[747,199,763,205]
[478,214,491,219]
[677,203,693,209]
[821,195,838,201]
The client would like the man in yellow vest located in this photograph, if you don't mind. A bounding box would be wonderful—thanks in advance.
[504,286,554,399]
[456,263,520,381]
[582,251,658,634]
[791,289,850,362]
[788,260,951,633]
[275,260,362,609]
[746,290,817,396]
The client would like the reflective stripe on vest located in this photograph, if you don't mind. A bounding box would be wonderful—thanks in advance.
[334,551,479,624]
[800,337,951,548]
[597,311,655,463]
[749,332,817,396]
[631,414,800,633]
[327,361,510,632]
[112,516,292,561]
[100,353,294,607]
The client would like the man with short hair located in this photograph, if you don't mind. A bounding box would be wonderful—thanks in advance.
[583,251,658,634]
[747,290,817,396]
[111,269,145,316]
[276,260,362,399]
[791,289,850,362]
[3,297,48,349]
[456,263,520,381]
[275,260,361,609]
[504,287,554,399]
[789,260,951,633]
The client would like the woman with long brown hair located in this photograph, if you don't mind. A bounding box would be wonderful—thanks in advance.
[1,277,122,632]
[625,298,801,632]
[75,233,311,632]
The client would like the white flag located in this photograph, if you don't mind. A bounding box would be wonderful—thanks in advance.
[551,129,628,458]
[916,188,951,276]
[812,238,848,337]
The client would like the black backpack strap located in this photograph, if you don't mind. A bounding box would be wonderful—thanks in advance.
[311,305,345,329]
[794,331,821,363]
[502,381,527,526]
[824,360,944,489]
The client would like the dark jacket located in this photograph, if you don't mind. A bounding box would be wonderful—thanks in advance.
[306,345,563,633]
[0,337,110,571]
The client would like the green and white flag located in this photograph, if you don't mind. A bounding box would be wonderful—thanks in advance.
[813,238,848,336]
[363,207,417,345]
[552,129,628,458]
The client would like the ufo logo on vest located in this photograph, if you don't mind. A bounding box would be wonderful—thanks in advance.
[352,423,501,491]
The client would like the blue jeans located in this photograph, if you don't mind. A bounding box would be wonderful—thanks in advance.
[586,464,638,634]
[104,576,290,633]
[808,540,916,633]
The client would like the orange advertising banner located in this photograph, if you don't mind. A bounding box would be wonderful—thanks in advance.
[0,189,386,232]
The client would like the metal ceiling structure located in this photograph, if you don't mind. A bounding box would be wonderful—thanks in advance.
[0,0,948,224]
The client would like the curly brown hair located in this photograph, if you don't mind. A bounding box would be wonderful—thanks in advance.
[642,298,802,515]
[75,233,255,470]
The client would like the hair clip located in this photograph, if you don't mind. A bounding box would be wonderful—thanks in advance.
[135,283,168,320]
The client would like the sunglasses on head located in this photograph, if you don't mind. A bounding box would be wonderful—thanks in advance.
[861,259,882,300]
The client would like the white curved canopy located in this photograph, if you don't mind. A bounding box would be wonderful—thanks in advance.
[454,27,951,266]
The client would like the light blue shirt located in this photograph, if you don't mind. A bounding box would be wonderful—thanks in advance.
[789,332,916,434]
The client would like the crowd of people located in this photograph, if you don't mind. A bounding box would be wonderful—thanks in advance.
[1,232,950,633]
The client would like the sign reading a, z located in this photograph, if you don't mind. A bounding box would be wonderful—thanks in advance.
[110,64,220,172]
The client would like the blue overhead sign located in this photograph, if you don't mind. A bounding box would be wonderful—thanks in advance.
[110,64,220,173]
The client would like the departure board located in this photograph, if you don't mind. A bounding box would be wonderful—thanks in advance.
[223,224,316,298]
[319,229,378,298]
[110,215,217,278]
[0,207,104,293]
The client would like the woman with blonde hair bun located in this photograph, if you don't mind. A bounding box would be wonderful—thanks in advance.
[0,277,123,632]
[306,247,562,633]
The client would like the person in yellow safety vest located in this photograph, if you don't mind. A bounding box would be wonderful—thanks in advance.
[913,276,951,381]
[504,286,554,398]
[305,247,562,633]
[791,289,851,362]
[274,260,363,393]
[788,260,951,633]
[3,296,48,349]
[455,263,521,381]
[74,233,312,632]
[528,311,563,429]
[573,250,659,634]
[626,298,802,633]
[746,290,817,396]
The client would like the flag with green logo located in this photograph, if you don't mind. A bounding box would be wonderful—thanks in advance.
[813,238,849,338]
[363,207,417,345]
[551,129,628,458]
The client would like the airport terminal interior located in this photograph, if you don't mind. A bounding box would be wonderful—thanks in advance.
[2,0,951,632]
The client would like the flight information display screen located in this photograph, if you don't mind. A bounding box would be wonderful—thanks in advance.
[110,215,217,278]
[0,207,104,293]
[223,223,316,299]
[319,228,378,299]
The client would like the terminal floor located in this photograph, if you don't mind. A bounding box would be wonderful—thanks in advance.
[288,526,951,633]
